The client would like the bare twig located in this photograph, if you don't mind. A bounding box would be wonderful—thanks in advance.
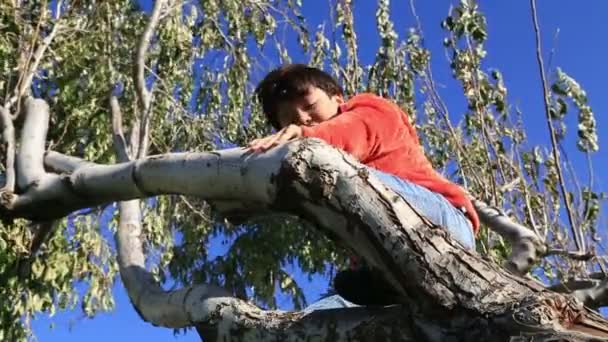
[10,2,45,112]
[129,117,141,159]
[409,0,485,191]
[143,64,195,118]
[210,17,236,52]
[499,177,520,193]
[530,0,583,252]
[7,21,61,113]
[462,34,500,205]
[134,0,165,159]
[110,94,131,162]
[515,148,544,238]
[29,220,55,256]
[544,248,595,261]
[550,275,608,309]
[546,28,560,72]
[0,106,16,192]
[179,195,212,224]
[408,0,422,32]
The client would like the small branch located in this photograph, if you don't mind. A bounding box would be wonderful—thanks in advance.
[110,94,131,162]
[515,151,544,238]
[15,98,49,190]
[134,0,165,159]
[128,118,141,160]
[499,177,520,193]
[179,195,212,223]
[549,278,600,293]
[29,220,55,256]
[550,276,608,309]
[210,17,236,52]
[9,4,44,111]
[409,0,484,191]
[7,22,61,112]
[546,28,560,72]
[0,106,16,192]
[530,0,583,253]
[43,150,96,173]
[545,248,595,261]
[137,97,153,159]
[471,197,546,274]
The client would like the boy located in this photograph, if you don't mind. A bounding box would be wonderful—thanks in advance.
[250,64,478,306]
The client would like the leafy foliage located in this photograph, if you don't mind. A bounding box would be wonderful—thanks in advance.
[0,0,604,340]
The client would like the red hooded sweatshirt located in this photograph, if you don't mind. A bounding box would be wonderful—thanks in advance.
[301,93,480,233]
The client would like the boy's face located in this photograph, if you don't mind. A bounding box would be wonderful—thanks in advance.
[276,86,344,128]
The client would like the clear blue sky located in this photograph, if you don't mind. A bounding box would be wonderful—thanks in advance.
[32,1,608,341]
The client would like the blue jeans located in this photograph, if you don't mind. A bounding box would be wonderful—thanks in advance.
[369,168,475,249]
[303,167,475,312]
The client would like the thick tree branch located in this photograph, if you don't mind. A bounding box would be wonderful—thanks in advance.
[15,98,49,190]
[5,146,284,221]
[134,0,165,159]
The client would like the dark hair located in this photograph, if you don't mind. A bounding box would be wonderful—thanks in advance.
[255,64,343,129]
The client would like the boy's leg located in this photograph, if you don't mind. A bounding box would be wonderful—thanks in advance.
[332,266,400,306]
[328,168,475,307]
[302,294,358,312]
[302,267,400,312]
[367,168,475,249]
[317,167,475,309]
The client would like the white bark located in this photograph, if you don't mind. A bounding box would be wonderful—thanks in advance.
[0,106,16,192]
[133,0,164,159]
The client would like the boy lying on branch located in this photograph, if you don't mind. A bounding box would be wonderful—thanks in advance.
[249,64,478,307]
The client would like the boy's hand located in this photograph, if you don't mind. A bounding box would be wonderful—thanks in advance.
[248,124,303,152]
